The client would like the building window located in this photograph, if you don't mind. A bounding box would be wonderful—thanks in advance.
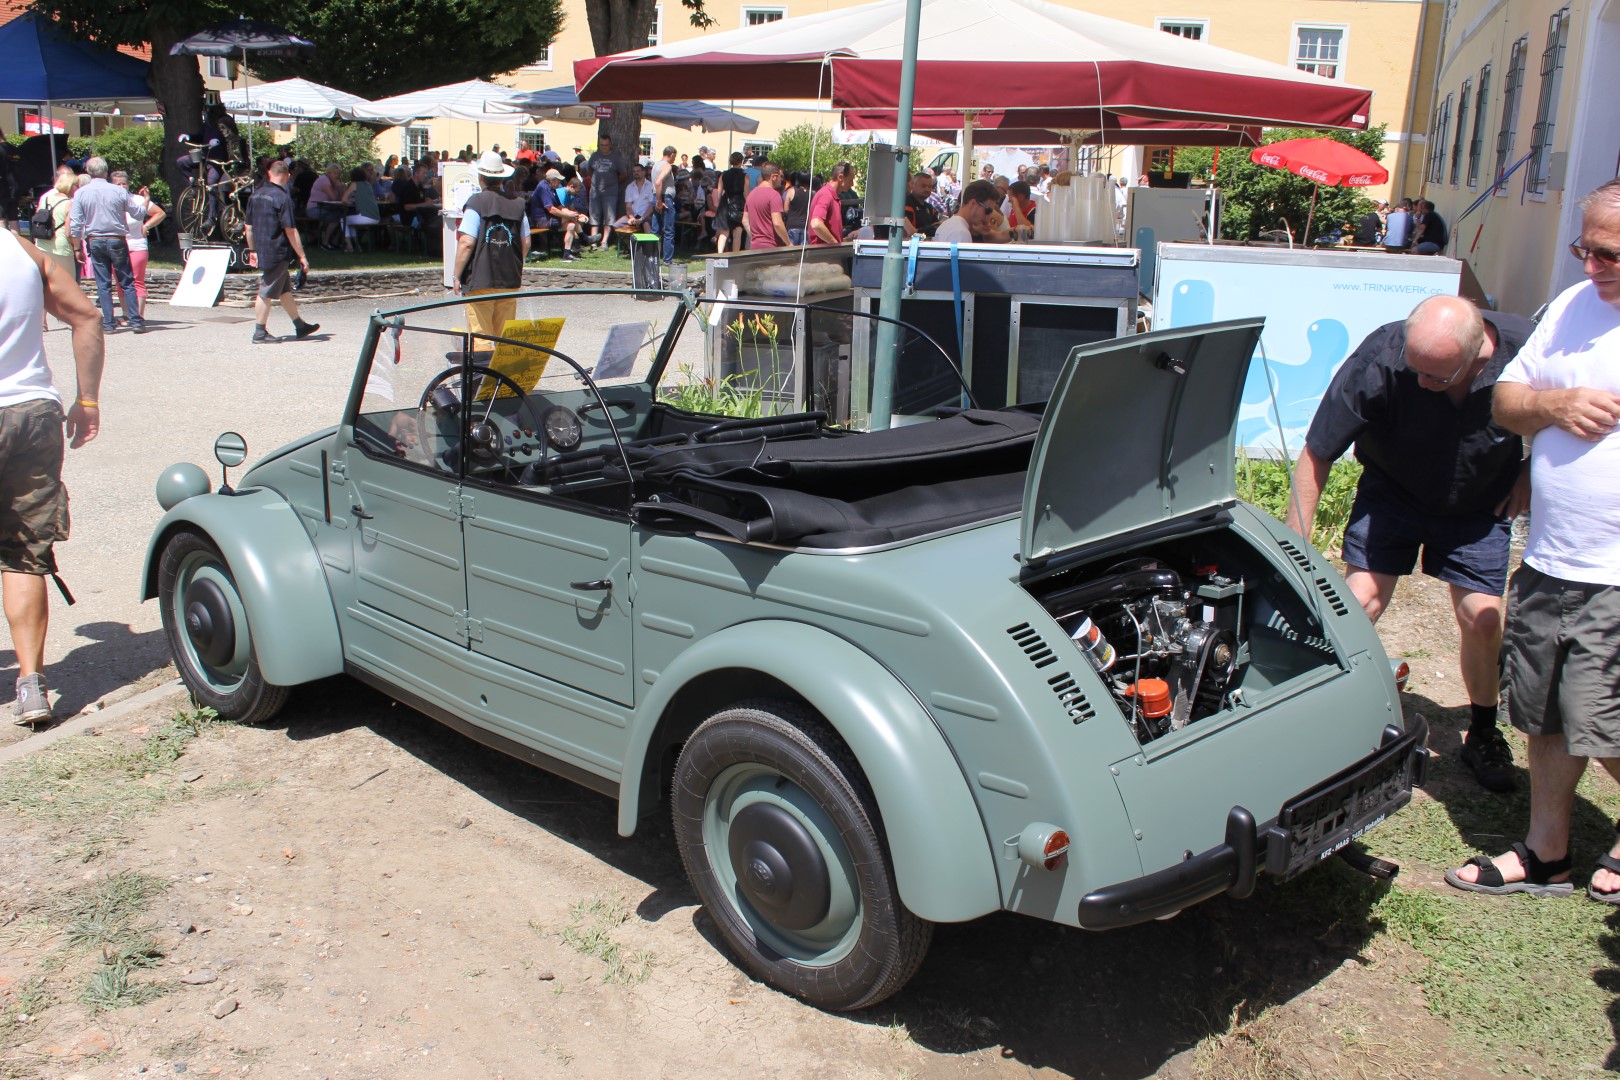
[1157,19,1207,40]
[518,130,546,154]
[742,141,776,160]
[14,108,27,134]
[406,126,431,162]
[743,7,786,27]
[1527,8,1569,195]
[1149,148,1175,171]
[648,5,663,47]
[1494,37,1528,194]
[207,57,230,79]
[522,45,552,72]
[639,137,653,160]
[1294,26,1345,81]
[1450,79,1471,186]
[1467,64,1490,188]
[1428,93,1453,184]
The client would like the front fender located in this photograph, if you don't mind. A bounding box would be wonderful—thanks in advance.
[141,488,344,687]
[624,620,1001,923]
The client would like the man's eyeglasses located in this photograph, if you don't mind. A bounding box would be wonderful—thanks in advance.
[1404,343,1477,388]
[1569,241,1620,268]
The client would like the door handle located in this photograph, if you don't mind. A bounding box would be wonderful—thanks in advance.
[351,505,375,520]
[570,578,612,591]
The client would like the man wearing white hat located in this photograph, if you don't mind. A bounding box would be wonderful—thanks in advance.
[453,151,530,340]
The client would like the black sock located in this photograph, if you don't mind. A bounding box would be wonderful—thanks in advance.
[1469,703,1498,737]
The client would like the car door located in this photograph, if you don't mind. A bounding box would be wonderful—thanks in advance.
[342,325,470,648]
[454,334,637,709]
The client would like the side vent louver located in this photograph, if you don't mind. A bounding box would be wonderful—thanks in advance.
[1277,538,1314,573]
[1007,622,1058,669]
[1313,576,1349,617]
[1049,672,1096,724]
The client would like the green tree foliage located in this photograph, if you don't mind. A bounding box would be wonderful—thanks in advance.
[769,124,846,181]
[283,122,380,173]
[252,0,564,98]
[1168,125,1388,244]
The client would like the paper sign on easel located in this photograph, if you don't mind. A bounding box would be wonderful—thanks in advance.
[477,318,566,400]
[168,247,232,307]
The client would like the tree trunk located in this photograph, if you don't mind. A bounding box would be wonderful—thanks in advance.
[583,0,658,166]
[147,26,204,213]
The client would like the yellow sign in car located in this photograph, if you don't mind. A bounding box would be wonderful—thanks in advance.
[478,318,566,400]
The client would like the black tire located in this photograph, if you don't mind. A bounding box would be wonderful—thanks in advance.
[157,530,289,725]
[672,699,932,1011]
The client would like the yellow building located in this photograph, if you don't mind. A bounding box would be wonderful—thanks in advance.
[379,0,1442,200]
[1423,0,1620,316]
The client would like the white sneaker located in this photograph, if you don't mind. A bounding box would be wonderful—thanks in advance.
[14,673,51,725]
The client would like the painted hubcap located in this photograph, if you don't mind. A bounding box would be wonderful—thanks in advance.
[183,576,236,668]
[728,801,831,931]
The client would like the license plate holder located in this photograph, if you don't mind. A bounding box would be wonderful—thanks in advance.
[1268,731,1420,879]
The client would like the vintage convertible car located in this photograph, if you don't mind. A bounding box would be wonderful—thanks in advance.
[143,289,1426,1011]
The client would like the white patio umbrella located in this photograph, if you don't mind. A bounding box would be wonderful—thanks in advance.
[219,77,375,121]
[348,79,534,126]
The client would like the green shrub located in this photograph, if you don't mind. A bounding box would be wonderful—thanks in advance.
[1236,451,1362,555]
[285,121,381,172]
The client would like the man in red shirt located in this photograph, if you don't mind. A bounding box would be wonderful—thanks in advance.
[808,163,855,246]
[745,162,790,249]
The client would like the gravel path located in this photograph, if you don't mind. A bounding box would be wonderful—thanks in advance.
[8,292,396,733]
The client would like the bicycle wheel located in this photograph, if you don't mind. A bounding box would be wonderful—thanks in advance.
[219,203,247,245]
[176,184,208,236]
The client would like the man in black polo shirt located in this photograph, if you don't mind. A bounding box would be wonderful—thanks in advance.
[243,160,316,345]
[1287,294,1534,791]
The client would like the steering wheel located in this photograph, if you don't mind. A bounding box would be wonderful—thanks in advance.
[416,365,544,472]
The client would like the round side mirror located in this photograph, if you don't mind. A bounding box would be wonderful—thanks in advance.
[214,431,248,468]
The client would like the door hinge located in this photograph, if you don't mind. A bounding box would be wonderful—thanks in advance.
[328,458,347,479]
[448,490,476,521]
[454,612,484,643]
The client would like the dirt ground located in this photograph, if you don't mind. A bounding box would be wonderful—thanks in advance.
[0,571,1521,1080]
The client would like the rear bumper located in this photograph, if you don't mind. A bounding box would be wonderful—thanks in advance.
[1076,715,1429,931]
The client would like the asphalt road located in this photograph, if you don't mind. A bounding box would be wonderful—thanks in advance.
[14,291,413,722]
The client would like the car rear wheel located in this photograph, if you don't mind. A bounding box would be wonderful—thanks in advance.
[158,530,288,725]
[672,700,931,1011]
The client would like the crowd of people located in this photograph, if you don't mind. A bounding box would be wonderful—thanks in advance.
[1348,196,1451,253]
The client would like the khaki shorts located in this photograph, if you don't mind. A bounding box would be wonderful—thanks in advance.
[1503,564,1620,756]
[463,290,517,341]
[0,398,69,575]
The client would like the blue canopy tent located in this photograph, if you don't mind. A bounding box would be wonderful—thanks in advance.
[504,86,760,135]
[0,12,153,191]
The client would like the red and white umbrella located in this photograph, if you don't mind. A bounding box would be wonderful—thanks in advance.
[576,0,1371,131]
[1248,137,1388,239]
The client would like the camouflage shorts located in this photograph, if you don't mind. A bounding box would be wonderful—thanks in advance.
[0,398,69,575]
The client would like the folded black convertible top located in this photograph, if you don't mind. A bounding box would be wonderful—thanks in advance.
[634,409,1041,546]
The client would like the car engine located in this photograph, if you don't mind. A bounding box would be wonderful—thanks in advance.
[1040,557,1248,742]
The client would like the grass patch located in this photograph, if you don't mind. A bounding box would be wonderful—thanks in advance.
[78,960,166,1014]
[560,893,653,985]
[0,707,224,860]
[12,977,49,1021]
[1236,451,1362,554]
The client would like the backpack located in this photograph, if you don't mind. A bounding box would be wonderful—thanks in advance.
[30,195,62,239]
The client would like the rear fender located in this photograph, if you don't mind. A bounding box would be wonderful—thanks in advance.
[624,620,1001,923]
[141,488,343,687]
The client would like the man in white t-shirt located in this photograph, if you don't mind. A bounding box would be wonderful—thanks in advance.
[622,164,655,231]
[934,179,1003,245]
[1447,180,1620,900]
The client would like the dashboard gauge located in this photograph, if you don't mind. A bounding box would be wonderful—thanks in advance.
[542,406,583,451]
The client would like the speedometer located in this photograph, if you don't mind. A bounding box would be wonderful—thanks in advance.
[542,406,583,451]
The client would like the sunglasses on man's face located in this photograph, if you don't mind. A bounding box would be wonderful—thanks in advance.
[1569,241,1620,268]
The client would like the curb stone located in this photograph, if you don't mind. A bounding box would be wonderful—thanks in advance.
[0,678,187,766]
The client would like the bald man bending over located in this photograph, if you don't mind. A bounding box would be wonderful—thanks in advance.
[1287,295,1536,792]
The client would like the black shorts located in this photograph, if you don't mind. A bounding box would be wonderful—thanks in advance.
[1339,470,1511,595]
[258,262,291,300]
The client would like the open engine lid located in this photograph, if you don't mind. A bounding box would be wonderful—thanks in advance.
[1021,319,1265,567]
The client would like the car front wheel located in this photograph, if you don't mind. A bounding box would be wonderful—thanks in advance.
[157,530,288,725]
[672,700,932,1011]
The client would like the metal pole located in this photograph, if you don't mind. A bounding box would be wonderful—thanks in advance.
[868,0,922,430]
[241,48,254,165]
[961,110,975,187]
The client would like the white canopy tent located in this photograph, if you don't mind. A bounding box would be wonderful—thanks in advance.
[347,79,535,126]
[219,77,376,121]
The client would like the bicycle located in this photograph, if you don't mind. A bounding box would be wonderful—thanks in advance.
[175,144,253,245]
